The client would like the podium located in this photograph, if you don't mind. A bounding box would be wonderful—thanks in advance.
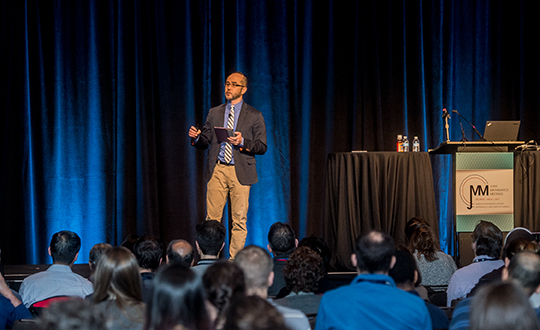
[429,141,524,154]
[430,140,524,265]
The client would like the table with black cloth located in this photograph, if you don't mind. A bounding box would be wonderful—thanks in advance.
[514,151,540,231]
[324,152,438,271]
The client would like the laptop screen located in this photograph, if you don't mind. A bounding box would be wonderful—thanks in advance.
[482,121,520,141]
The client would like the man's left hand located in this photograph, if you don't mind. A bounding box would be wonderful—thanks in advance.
[228,132,243,146]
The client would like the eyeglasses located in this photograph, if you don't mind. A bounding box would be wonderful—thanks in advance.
[224,82,245,88]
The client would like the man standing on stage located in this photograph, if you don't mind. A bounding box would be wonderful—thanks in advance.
[188,71,267,259]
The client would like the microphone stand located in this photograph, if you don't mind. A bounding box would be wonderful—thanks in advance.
[442,108,451,142]
[451,110,485,141]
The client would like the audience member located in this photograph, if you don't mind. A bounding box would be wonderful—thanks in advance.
[223,295,290,330]
[133,236,164,304]
[203,260,246,330]
[468,236,539,297]
[19,230,93,307]
[120,234,140,253]
[405,217,457,286]
[92,246,146,330]
[267,222,297,296]
[88,243,112,282]
[144,263,213,330]
[450,251,540,330]
[235,245,310,330]
[166,239,195,267]
[0,272,32,329]
[446,221,504,306]
[470,281,540,330]
[315,230,431,330]
[276,246,325,315]
[39,298,106,330]
[193,220,226,276]
[389,249,449,330]
[297,236,337,294]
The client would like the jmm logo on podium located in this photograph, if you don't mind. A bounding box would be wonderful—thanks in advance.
[468,184,489,210]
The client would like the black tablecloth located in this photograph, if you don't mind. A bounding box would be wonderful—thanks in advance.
[324,152,438,271]
[514,151,540,230]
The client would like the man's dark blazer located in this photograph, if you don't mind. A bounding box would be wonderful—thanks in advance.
[193,102,267,185]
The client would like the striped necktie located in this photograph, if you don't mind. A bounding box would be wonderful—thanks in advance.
[224,104,235,163]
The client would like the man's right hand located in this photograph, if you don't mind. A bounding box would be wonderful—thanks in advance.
[189,126,201,139]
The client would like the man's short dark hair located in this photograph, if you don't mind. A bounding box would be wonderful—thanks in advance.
[50,231,82,265]
[267,222,296,255]
[508,251,540,296]
[167,239,194,267]
[388,249,417,286]
[133,236,164,271]
[196,220,226,256]
[228,71,248,88]
[354,230,395,274]
[473,221,503,259]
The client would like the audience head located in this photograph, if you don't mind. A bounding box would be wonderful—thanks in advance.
[196,220,226,257]
[133,236,164,272]
[40,298,107,330]
[166,239,195,267]
[120,234,140,253]
[388,249,419,290]
[235,245,273,294]
[298,236,331,274]
[505,238,540,263]
[283,246,325,294]
[145,263,212,330]
[353,230,396,274]
[470,281,540,330]
[203,260,246,329]
[88,243,112,272]
[49,230,81,265]
[92,246,143,305]
[267,222,297,256]
[404,217,440,262]
[502,227,535,259]
[504,251,540,297]
[472,220,503,259]
[223,295,288,330]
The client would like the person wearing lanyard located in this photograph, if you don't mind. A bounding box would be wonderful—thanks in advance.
[189,72,267,260]
[446,220,505,306]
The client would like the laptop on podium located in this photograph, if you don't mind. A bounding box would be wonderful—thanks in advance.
[482,120,520,141]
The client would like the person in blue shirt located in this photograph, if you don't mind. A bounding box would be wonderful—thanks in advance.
[315,230,432,330]
[450,251,540,330]
[389,248,449,330]
[0,272,32,329]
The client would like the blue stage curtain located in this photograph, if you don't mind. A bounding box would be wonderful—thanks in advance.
[1,0,539,264]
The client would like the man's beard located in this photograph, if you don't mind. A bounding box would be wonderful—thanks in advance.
[225,90,242,101]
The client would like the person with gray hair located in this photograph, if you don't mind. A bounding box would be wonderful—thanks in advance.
[450,251,540,330]
[235,245,310,330]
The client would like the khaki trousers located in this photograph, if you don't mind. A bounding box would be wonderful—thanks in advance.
[206,163,251,259]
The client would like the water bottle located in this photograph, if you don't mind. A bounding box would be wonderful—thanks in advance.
[412,136,420,152]
[402,136,409,152]
[397,135,403,152]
